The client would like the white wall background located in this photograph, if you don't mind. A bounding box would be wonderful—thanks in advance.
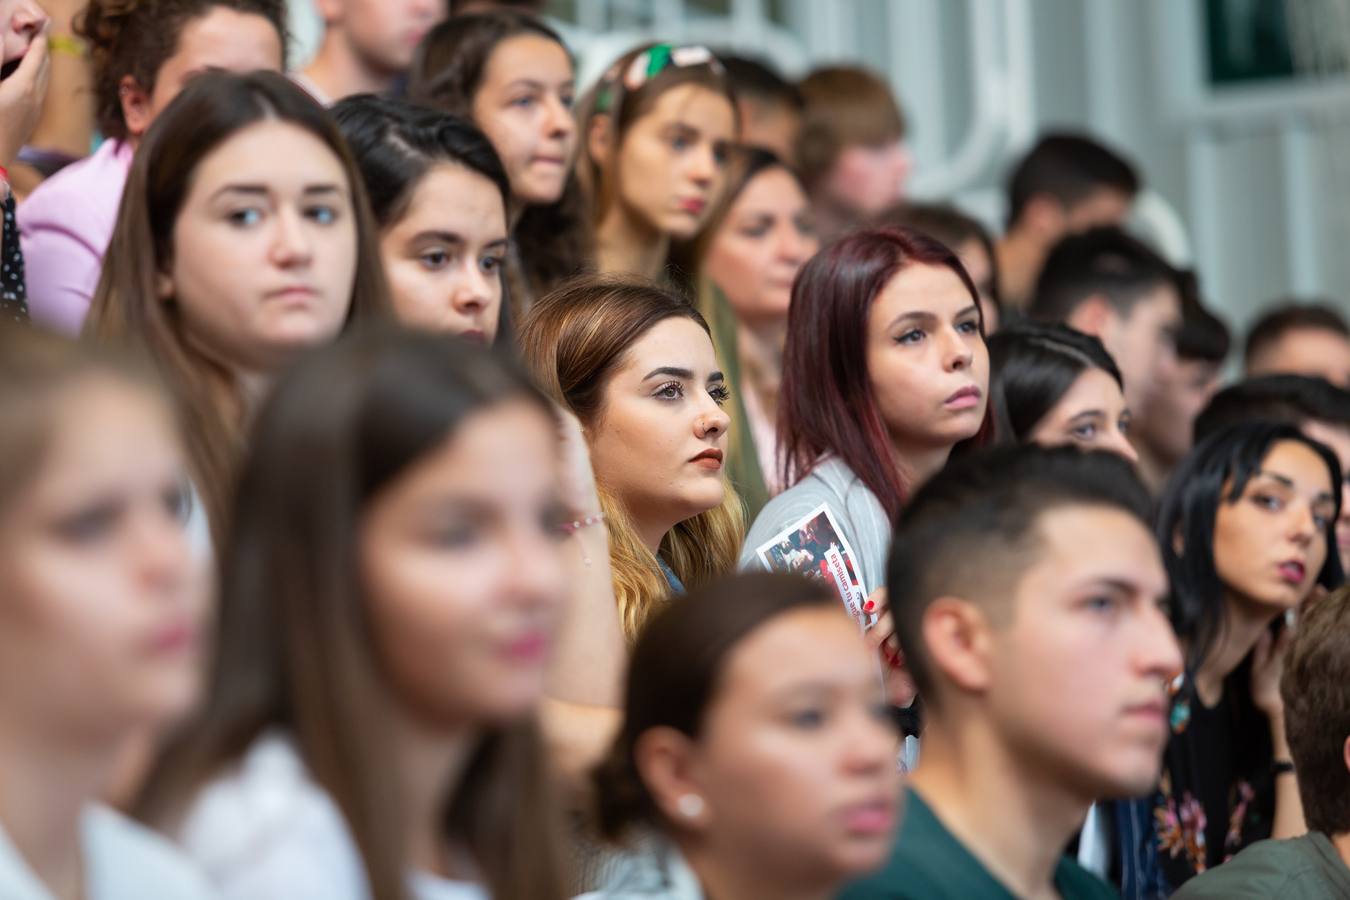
[290,0,1350,331]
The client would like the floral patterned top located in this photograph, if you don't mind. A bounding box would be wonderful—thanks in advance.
[1150,665,1275,891]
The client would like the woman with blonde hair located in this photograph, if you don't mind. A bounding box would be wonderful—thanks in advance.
[520,275,744,639]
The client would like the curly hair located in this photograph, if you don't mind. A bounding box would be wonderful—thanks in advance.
[77,0,289,142]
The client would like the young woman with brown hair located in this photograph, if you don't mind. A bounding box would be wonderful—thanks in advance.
[20,0,288,334]
[84,71,389,548]
[136,328,574,900]
[576,43,737,281]
[520,275,744,640]
[408,10,587,305]
[0,327,212,899]
[583,572,900,900]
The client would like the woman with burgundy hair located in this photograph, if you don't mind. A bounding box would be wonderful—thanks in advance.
[740,226,993,599]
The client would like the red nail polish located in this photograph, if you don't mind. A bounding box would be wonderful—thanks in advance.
[864,600,875,612]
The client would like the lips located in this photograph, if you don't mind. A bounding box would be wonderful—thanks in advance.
[677,197,707,215]
[839,799,896,836]
[145,620,198,656]
[1278,559,1307,586]
[944,385,982,410]
[503,631,550,663]
[690,448,723,470]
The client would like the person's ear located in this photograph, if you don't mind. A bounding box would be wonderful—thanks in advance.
[1022,194,1067,244]
[588,113,614,168]
[1065,294,1116,342]
[922,596,996,695]
[119,76,154,140]
[1341,734,1349,778]
[634,726,713,832]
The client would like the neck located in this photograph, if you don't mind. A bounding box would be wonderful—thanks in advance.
[302,36,396,101]
[679,836,838,900]
[910,717,1088,900]
[736,317,787,423]
[389,709,480,880]
[1333,831,1350,872]
[893,440,954,493]
[994,230,1045,310]
[1193,596,1280,707]
[0,720,122,900]
[596,206,669,281]
[1132,442,1173,496]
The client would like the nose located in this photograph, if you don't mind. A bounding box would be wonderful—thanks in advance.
[13,1,47,37]
[1289,501,1319,547]
[775,220,810,266]
[132,506,192,596]
[694,394,731,440]
[840,702,900,774]
[503,521,566,613]
[1106,428,1140,464]
[687,143,718,189]
[942,326,975,372]
[1137,603,1184,682]
[545,94,575,141]
[269,207,314,268]
[451,259,496,319]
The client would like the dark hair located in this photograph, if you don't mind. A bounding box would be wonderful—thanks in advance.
[407,11,590,299]
[1157,422,1345,672]
[795,66,905,194]
[137,327,568,900]
[886,444,1153,701]
[779,226,994,522]
[86,71,390,550]
[877,202,1003,312]
[988,322,1123,444]
[719,53,803,109]
[332,94,510,227]
[1282,583,1350,835]
[1174,270,1231,364]
[1005,132,1139,229]
[592,572,837,840]
[77,0,288,142]
[1244,301,1350,369]
[1195,375,1350,444]
[1029,226,1176,323]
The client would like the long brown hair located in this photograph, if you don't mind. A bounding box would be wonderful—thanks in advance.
[84,71,390,548]
[408,11,593,301]
[518,275,745,638]
[576,43,737,229]
[135,327,570,900]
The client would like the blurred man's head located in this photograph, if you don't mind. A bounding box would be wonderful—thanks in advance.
[1244,301,1350,389]
[720,53,802,164]
[1004,133,1139,246]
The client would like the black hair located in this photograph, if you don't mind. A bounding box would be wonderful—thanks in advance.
[1174,270,1231,364]
[1005,132,1139,229]
[718,53,803,109]
[1195,375,1350,443]
[1157,422,1345,672]
[886,444,1152,701]
[988,322,1123,444]
[1244,301,1350,368]
[330,94,510,230]
[1028,226,1176,323]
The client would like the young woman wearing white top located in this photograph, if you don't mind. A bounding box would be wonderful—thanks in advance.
[136,329,575,900]
[0,327,211,900]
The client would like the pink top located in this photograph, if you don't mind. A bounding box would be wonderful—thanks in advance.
[19,139,134,335]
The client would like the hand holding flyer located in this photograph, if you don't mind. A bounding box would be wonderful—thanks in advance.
[753,503,875,630]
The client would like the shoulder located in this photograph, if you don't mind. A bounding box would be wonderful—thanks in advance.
[740,462,853,558]
[83,806,214,900]
[178,732,369,899]
[1051,857,1118,899]
[1173,834,1350,900]
[18,142,130,238]
[580,835,704,900]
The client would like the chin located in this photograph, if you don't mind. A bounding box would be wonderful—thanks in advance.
[664,216,703,241]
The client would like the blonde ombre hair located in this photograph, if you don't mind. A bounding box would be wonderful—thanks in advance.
[520,275,745,638]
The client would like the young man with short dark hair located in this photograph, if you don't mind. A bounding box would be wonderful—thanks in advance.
[842,445,1182,900]
[1028,226,1183,419]
[996,133,1139,309]
[1174,584,1350,898]
[296,0,445,105]
[719,53,802,163]
[1244,301,1350,389]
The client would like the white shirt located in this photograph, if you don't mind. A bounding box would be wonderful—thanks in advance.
[0,805,214,900]
[178,732,487,900]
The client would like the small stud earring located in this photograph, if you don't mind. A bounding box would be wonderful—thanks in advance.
[676,794,705,819]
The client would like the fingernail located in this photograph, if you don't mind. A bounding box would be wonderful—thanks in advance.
[864,600,875,612]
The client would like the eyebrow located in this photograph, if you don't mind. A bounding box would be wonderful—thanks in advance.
[210,183,345,201]
[410,231,510,251]
[1067,410,1106,422]
[886,304,980,332]
[506,77,575,91]
[1255,469,1337,504]
[642,366,725,383]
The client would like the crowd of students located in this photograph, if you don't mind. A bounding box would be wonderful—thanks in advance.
[0,0,1348,898]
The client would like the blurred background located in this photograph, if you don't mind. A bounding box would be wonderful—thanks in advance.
[287,0,1350,333]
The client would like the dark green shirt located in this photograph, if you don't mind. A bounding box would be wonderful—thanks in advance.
[839,788,1119,900]
[1172,832,1350,899]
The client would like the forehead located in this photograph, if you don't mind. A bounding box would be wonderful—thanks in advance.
[1053,367,1124,412]
[613,317,717,376]
[1017,504,1164,599]
[872,263,973,320]
[485,34,571,80]
[635,82,736,135]
[732,167,806,210]
[190,120,347,192]
[1303,420,1350,474]
[400,163,506,230]
[717,607,873,699]
[168,7,283,71]
[1124,282,1181,325]
[1253,439,1335,495]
